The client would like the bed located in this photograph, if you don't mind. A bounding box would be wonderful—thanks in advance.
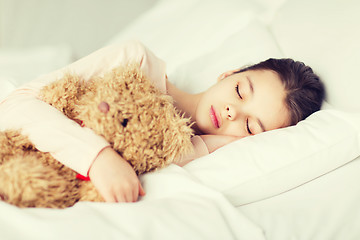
[0,0,359,239]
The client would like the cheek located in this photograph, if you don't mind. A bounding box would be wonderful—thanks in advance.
[196,93,212,117]
[194,103,211,132]
[222,122,246,137]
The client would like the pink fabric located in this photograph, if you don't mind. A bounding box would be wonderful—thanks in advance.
[0,40,208,175]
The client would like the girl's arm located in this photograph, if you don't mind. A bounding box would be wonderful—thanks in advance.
[0,40,167,202]
[199,134,241,153]
[176,135,241,166]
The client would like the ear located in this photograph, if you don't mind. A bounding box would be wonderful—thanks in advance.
[217,69,242,82]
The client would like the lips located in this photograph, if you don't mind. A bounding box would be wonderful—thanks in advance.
[210,105,220,128]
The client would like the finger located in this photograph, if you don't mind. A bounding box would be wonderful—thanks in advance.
[116,195,126,203]
[121,184,134,203]
[139,183,146,197]
[102,192,117,203]
[132,187,139,203]
[114,190,127,202]
[125,190,135,203]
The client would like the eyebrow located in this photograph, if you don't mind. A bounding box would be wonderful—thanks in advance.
[247,76,254,94]
[257,118,266,132]
[247,76,266,132]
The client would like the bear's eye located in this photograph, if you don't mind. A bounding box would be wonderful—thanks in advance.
[121,119,128,127]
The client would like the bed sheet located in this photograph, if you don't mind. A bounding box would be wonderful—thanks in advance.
[0,165,265,240]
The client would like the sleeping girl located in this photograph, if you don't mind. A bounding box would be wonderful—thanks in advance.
[0,40,325,204]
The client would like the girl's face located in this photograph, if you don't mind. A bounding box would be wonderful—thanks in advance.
[194,69,290,137]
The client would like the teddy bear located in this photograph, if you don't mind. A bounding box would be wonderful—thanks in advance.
[0,63,194,208]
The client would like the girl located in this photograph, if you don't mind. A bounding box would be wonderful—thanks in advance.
[0,40,325,204]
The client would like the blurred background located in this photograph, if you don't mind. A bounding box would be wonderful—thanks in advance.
[0,0,159,59]
[0,0,159,99]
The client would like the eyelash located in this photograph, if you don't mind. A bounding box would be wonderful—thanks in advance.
[246,118,253,135]
[235,84,242,99]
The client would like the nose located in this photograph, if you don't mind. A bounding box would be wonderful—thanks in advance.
[225,105,238,121]
[98,101,110,113]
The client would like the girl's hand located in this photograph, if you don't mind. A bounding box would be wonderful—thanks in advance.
[88,147,145,202]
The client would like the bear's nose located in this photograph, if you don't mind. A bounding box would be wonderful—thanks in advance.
[98,101,110,113]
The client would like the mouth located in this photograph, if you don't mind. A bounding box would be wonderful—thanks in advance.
[210,105,220,128]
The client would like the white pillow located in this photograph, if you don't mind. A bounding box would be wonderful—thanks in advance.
[183,109,360,206]
[238,155,360,240]
[107,0,262,73]
[160,16,360,206]
[168,20,283,93]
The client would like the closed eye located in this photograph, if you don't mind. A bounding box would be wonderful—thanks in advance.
[246,118,253,135]
[235,84,242,99]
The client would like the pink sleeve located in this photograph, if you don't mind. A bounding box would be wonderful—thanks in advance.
[176,136,210,167]
[0,40,167,175]
[191,136,210,157]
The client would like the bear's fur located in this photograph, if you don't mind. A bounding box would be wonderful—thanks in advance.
[0,64,193,208]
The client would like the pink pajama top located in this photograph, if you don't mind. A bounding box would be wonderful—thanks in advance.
[0,40,209,176]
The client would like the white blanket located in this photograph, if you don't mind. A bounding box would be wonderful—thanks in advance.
[0,165,265,240]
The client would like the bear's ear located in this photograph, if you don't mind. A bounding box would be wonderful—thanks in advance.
[98,101,110,113]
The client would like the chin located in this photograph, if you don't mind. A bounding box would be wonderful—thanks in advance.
[199,126,217,135]
[194,124,210,135]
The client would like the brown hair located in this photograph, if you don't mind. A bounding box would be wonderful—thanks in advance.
[235,58,325,126]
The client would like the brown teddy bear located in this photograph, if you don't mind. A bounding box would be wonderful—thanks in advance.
[0,64,194,208]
